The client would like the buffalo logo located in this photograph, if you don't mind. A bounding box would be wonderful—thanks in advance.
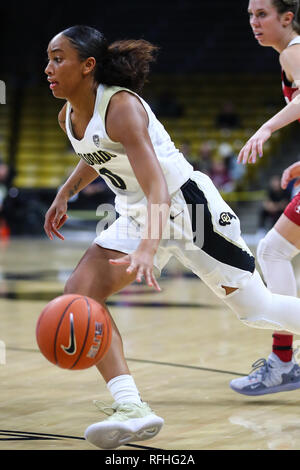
[219,212,237,226]
[93,135,100,147]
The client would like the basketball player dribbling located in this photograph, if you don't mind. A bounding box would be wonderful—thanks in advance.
[230,0,300,397]
[45,25,300,449]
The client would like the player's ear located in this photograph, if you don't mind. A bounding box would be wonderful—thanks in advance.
[82,57,96,76]
[281,11,294,27]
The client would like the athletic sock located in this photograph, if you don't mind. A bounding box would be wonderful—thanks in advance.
[272,333,293,362]
[107,374,142,404]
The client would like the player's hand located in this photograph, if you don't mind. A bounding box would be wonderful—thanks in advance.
[281,161,300,189]
[237,126,272,165]
[44,198,68,240]
[109,250,161,291]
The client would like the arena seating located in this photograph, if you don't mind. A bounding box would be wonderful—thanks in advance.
[10,73,288,190]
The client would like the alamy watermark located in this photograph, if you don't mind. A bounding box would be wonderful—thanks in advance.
[0,80,6,104]
[0,340,6,365]
[95,202,206,250]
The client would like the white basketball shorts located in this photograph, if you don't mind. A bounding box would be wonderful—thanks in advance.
[94,171,255,299]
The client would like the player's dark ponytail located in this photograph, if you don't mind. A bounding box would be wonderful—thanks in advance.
[61,25,158,93]
[272,0,300,33]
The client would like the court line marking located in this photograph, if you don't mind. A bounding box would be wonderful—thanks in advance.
[0,430,163,449]
[5,346,244,376]
[0,292,221,309]
[126,357,244,376]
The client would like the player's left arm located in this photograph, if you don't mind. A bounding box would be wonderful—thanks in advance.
[238,46,300,165]
[238,45,300,164]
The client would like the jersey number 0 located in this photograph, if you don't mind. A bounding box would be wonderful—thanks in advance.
[98,168,127,190]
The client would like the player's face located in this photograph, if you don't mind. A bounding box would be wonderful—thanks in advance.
[248,0,285,47]
[45,34,87,99]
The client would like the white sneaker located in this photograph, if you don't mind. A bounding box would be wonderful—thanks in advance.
[230,352,300,396]
[84,401,164,449]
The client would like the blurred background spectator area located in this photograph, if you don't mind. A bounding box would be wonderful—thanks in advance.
[1,0,299,236]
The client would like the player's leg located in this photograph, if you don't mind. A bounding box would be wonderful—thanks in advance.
[172,173,300,395]
[64,240,163,448]
[257,215,300,296]
[64,244,136,381]
[226,268,300,395]
[231,207,300,395]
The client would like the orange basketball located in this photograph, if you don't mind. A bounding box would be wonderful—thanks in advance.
[36,294,112,370]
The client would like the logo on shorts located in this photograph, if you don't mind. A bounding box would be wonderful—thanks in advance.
[219,212,237,226]
[170,210,184,220]
[93,135,100,147]
[295,204,300,214]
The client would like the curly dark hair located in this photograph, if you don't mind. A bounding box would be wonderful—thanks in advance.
[61,25,159,94]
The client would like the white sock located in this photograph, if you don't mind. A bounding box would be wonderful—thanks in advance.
[257,228,299,295]
[107,375,142,405]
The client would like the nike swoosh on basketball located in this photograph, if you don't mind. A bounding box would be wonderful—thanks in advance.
[170,210,184,220]
[61,313,76,355]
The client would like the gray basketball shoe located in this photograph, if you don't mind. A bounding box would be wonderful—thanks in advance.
[230,352,300,396]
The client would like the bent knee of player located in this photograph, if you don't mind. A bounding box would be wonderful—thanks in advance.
[223,270,284,329]
[257,228,298,265]
[64,271,111,303]
[256,233,277,268]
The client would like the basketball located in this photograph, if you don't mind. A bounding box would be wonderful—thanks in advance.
[36,294,112,370]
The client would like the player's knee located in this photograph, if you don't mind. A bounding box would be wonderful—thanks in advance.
[224,270,282,330]
[257,236,266,264]
[257,228,298,266]
[64,274,77,295]
[64,273,108,303]
[256,233,275,267]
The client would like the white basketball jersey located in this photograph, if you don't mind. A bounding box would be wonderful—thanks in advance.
[65,84,193,215]
[288,35,300,47]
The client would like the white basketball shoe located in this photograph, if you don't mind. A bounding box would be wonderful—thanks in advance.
[84,401,164,449]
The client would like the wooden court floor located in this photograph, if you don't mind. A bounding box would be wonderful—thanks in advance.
[1,237,300,451]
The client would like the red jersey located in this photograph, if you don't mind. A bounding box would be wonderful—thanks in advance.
[280,36,300,226]
[281,69,298,104]
[281,36,300,121]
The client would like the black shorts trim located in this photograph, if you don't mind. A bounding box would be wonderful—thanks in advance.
[181,179,255,273]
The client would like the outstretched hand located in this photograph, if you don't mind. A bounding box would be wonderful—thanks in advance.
[109,251,161,291]
[237,127,272,165]
[281,161,300,189]
[44,199,68,240]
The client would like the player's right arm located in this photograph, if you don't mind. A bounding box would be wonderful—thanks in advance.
[44,105,99,240]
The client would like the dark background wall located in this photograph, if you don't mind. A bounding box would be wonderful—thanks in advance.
[0,0,293,237]
[0,0,280,85]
